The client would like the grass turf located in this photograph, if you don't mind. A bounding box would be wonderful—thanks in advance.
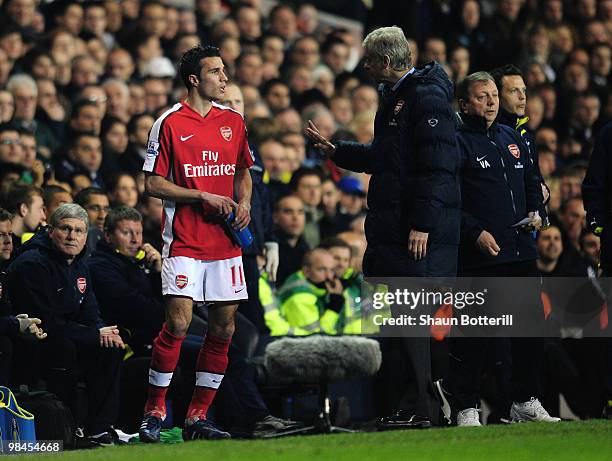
[13,420,612,461]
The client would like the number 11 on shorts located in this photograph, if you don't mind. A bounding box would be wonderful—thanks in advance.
[230,264,244,287]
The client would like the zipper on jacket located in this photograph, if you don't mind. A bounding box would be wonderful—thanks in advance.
[487,134,517,216]
[489,131,520,256]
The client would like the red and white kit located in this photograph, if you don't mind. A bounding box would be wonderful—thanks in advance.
[143,101,254,301]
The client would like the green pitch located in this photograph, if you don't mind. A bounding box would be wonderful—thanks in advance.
[14,420,612,461]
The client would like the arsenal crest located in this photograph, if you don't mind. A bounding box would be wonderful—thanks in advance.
[176,274,188,289]
[77,277,86,294]
[508,144,521,159]
[394,100,405,115]
[220,126,232,142]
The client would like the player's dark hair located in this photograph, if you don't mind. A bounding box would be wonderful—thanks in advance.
[179,45,221,90]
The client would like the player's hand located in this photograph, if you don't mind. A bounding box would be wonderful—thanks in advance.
[99,325,125,349]
[201,192,237,217]
[305,120,336,157]
[141,243,162,273]
[476,230,500,256]
[408,230,428,260]
[234,201,251,230]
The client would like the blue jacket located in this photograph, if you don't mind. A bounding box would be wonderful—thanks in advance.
[88,239,165,350]
[457,113,543,270]
[7,230,105,346]
[332,62,461,275]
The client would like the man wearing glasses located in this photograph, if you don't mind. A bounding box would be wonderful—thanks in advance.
[7,203,125,446]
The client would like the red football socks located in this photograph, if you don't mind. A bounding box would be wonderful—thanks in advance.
[144,323,185,418]
[185,333,231,421]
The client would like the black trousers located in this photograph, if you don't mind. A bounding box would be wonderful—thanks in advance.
[446,260,544,409]
[13,337,122,434]
[363,243,439,420]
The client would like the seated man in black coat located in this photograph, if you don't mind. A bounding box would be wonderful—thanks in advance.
[7,203,125,446]
[88,205,165,352]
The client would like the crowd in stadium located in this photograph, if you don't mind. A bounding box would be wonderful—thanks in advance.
[0,0,610,447]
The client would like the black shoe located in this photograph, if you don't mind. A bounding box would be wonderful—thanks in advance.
[434,379,453,425]
[377,410,431,430]
[183,419,231,441]
[252,415,304,438]
[139,414,163,443]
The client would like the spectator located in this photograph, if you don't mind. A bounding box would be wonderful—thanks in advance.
[289,167,323,248]
[7,203,124,445]
[68,100,102,136]
[102,79,131,123]
[55,132,104,188]
[422,36,447,65]
[43,184,73,217]
[273,195,308,286]
[321,36,350,75]
[0,125,24,165]
[261,79,291,115]
[79,85,108,119]
[267,4,298,43]
[558,196,587,253]
[122,113,155,175]
[7,74,59,156]
[4,184,45,249]
[0,91,14,123]
[74,186,109,254]
[350,83,379,114]
[106,48,135,82]
[142,77,168,114]
[278,247,345,334]
[108,172,138,208]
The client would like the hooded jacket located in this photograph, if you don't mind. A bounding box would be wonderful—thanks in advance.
[7,230,104,346]
[332,62,461,275]
[457,113,543,270]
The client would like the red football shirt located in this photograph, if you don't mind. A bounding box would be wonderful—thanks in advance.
[143,101,254,260]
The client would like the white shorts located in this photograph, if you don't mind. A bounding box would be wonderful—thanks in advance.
[161,255,248,302]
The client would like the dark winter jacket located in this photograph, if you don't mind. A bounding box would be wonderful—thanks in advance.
[332,62,461,275]
[7,230,105,346]
[457,113,543,270]
[88,239,165,349]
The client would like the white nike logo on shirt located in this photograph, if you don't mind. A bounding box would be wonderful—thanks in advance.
[180,134,194,141]
[476,155,487,162]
